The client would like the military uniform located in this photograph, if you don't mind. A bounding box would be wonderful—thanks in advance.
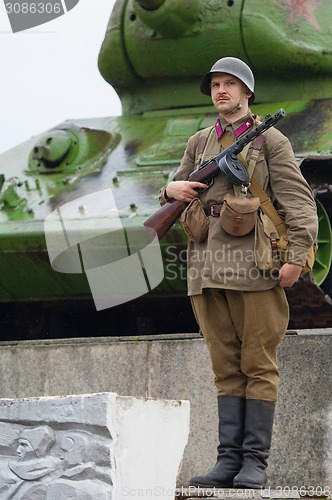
[159,56,318,489]
[160,110,317,401]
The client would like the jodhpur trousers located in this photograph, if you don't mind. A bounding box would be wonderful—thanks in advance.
[190,286,289,402]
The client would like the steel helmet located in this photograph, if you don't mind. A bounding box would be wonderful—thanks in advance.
[200,57,255,104]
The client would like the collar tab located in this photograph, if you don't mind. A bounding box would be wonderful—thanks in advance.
[214,116,254,140]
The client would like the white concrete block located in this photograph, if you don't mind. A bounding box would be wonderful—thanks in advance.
[0,392,190,499]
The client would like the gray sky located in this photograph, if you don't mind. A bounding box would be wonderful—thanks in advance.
[0,0,121,154]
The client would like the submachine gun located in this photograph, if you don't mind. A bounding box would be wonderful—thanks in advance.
[144,109,286,240]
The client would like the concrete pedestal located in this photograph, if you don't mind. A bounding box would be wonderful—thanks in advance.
[0,330,331,488]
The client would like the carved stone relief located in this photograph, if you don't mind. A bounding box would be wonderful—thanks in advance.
[0,423,112,499]
[0,392,190,500]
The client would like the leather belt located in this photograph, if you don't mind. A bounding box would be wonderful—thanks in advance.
[205,204,222,217]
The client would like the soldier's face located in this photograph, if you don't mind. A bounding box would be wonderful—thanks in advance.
[16,439,35,460]
[210,73,251,116]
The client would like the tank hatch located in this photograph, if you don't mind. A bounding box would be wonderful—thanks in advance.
[27,125,119,175]
[135,115,215,168]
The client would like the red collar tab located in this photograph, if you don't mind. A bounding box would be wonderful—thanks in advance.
[235,117,254,138]
[215,116,254,140]
[215,119,223,139]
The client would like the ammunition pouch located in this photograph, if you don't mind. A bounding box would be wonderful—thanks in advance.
[219,193,260,236]
[254,211,281,271]
[179,198,210,243]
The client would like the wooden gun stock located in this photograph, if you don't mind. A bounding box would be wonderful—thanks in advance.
[144,199,188,240]
[144,159,219,239]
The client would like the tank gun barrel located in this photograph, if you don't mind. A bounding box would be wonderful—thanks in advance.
[134,0,200,37]
[136,0,164,9]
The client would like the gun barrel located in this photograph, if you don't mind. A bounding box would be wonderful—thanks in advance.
[231,108,285,156]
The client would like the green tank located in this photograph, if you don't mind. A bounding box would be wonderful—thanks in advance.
[0,0,331,339]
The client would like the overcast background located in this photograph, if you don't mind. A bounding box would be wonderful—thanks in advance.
[0,0,121,154]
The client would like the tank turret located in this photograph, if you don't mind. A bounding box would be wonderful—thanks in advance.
[0,0,331,339]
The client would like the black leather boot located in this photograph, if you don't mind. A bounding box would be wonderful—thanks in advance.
[233,399,275,489]
[189,395,245,488]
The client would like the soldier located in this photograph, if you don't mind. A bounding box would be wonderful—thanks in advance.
[159,57,318,488]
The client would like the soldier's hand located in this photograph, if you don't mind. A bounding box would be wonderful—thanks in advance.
[166,181,207,202]
[278,262,302,288]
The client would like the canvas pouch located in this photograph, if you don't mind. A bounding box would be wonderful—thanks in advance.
[276,233,317,275]
[254,210,281,271]
[254,210,317,275]
[220,193,260,236]
[179,198,210,243]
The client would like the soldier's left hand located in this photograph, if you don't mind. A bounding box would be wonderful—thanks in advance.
[278,263,302,288]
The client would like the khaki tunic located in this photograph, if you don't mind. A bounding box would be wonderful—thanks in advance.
[159,111,318,295]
